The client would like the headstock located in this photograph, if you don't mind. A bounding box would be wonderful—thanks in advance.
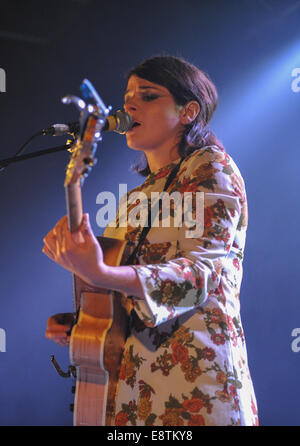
[63,79,111,187]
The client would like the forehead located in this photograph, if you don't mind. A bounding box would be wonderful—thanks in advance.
[126,75,170,94]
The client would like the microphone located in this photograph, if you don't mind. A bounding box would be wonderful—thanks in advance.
[42,110,133,136]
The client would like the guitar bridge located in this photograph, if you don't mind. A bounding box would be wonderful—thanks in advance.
[50,355,76,378]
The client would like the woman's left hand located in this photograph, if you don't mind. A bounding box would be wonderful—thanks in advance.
[42,213,105,287]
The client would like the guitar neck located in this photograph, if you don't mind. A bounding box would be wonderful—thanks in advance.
[65,181,83,312]
[65,181,83,232]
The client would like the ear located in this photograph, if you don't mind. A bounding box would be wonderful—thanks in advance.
[180,101,200,125]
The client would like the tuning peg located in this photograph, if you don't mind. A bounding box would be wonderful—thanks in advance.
[62,95,86,111]
[80,79,111,116]
[82,167,91,177]
[83,157,93,165]
[83,156,98,167]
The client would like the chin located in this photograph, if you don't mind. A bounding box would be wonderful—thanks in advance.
[126,142,142,152]
[125,136,145,151]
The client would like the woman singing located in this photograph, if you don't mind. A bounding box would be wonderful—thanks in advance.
[43,55,258,426]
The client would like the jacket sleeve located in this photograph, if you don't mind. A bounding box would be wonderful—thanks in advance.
[129,146,247,327]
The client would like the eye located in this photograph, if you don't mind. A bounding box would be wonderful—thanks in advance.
[123,92,160,104]
[141,93,159,102]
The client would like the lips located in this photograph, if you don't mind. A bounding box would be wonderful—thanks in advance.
[127,120,142,132]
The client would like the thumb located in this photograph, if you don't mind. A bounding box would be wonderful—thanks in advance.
[81,213,97,241]
[82,213,92,229]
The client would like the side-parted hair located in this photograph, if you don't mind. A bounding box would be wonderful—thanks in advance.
[126,55,223,176]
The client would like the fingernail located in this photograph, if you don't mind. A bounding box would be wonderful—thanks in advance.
[83,213,89,225]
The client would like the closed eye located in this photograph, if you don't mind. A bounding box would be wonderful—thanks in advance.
[141,93,160,102]
[124,92,160,104]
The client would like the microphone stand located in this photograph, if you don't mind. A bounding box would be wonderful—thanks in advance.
[0,139,75,171]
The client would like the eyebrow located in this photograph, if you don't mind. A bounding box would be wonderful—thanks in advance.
[125,85,162,94]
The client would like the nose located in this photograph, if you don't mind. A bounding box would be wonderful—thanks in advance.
[123,93,137,113]
[124,102,137,114]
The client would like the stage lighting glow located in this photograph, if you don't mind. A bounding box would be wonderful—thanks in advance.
[211,38,300,152]
[291,67,300,92]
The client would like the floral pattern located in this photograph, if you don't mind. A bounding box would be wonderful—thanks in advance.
[104,145,258,426]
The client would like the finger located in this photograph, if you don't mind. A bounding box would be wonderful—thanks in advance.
[43,231,57,253]
[59,217,80,249]
[57,339,69,346]
[47,335,70,347]
[43,216,68,251]
[54,215,69,230]
[58,339,70,347]
[46,329,70,342]
[66,216,86,245]
[53,226,64,256]
[78,213,98,243]
[55,336,70,346]
[64,223,80,246]
[55,217,76,257]
[42,244,55,260]
[82,213,93,235]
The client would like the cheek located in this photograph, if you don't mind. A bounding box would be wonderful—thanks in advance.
[125,103,182,149]
[166,110,181,128]
[150,106,181,132]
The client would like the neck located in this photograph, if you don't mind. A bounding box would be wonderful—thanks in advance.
[144,142,180,172]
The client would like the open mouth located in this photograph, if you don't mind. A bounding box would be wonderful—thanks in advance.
[128,121,142,132]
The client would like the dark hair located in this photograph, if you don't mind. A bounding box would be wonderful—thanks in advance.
[126,55,223,176]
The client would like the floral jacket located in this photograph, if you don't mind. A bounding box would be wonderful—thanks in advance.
[104,145,258,426]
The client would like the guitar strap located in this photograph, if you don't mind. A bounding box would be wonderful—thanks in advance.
[125,157,184,266]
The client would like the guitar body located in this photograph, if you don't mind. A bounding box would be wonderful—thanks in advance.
[69,236,130,426]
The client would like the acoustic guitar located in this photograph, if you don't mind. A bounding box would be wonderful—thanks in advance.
[51,79,131,426]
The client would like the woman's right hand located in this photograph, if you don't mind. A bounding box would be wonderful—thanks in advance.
[45,313,75,346]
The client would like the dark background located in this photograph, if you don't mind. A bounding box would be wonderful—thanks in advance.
[0,0,300,426]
